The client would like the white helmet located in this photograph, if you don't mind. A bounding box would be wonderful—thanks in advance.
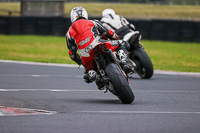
[102,9,116,17]
[70,6,88,23]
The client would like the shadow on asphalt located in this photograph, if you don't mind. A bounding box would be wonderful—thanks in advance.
[81,99,121,104]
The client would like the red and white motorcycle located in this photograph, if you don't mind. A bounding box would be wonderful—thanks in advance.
[82,41,134,104]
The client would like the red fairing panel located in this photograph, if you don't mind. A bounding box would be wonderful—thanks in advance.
[81,56,97,71]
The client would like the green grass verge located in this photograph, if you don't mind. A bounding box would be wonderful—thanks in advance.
[0,35,200,72]
[65,3,200,20]
[0,2,200,20]
[0,35,74,64]
[142,40,200,72]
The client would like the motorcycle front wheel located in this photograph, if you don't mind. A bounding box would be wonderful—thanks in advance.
[129,47,154,79]
[105,63,134,104]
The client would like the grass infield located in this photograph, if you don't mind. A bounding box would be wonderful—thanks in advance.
[0,35,199,72]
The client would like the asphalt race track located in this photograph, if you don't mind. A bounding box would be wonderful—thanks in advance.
[0,60,200,133]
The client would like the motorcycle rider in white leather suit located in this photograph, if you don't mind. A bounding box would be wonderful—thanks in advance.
[101,9,141,48]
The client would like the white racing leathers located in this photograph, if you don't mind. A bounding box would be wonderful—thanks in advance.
[101,14,140,42]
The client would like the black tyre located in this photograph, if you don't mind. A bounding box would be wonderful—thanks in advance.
[105,63,134,104]
[130,47,154,79]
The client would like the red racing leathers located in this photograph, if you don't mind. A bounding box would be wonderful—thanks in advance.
[66,18,119,71]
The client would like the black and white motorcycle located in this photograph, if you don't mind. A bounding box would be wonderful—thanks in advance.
[119,31,154,79]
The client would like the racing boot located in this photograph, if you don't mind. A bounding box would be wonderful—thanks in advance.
[83,70,97,83]
[95,74,105,90]
[118,50,132,74]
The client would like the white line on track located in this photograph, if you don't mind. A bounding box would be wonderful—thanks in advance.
[78,111,200,114]
[0,60,82,68]
[0,74,82,78]
[155,70,200,77]
[1,60,200,77]
[135,90,200,93]
[0,89,99,92]
[0,89,200,93]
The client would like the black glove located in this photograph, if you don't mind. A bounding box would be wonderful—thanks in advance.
[75,54,82,65]
[69,53,82,65]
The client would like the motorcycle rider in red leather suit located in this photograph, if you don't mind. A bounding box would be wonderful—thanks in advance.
[66,7,131,85]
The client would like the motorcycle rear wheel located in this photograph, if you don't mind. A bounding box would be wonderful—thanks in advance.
[129,47,154,79]
[105,63,134,104]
